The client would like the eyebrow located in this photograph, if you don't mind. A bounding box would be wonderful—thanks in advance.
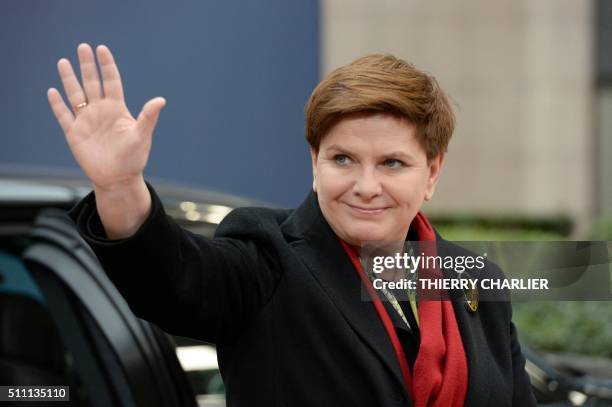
[324,144,417,161]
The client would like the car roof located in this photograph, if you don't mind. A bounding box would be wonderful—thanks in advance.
[0,165,272,231]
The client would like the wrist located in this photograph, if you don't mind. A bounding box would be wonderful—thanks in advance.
[93,175,152,239]
[92,174,146,195]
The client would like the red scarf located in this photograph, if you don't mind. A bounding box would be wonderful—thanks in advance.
[339,212,468,406]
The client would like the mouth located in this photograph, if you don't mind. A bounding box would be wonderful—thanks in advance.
[346,203,389,215]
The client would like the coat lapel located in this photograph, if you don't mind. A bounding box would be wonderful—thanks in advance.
[436,238,494,407]
[281,191,410,398]
[281,191,496,406]
[450,299,494,407]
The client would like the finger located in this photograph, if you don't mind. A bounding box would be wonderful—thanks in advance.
[77,43,102,102]
[47,88,74,135]
[96,45,125,101]
[57,58,87,109]
[137,97,166,135]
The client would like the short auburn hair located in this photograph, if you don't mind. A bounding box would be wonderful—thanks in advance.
[305,54,455,162]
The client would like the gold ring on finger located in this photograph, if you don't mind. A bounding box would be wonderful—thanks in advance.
[72,101,88,114]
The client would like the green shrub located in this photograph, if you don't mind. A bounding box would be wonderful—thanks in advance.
[431,215,611,358]
[589,217,612,240]
[512,301,612,358]
[435,225,563,241]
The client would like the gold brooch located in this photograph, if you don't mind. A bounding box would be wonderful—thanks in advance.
[464,286,479,312]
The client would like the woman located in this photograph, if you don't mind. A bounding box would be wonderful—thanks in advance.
[48,44,537,406]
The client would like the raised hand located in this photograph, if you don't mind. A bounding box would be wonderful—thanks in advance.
[47,43,166,191]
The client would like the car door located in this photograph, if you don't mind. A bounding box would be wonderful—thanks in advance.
[17,208,197,407]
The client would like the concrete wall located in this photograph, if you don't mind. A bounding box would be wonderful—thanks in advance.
[322,0,594,231]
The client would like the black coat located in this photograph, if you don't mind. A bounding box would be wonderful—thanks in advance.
[69,184,537,407]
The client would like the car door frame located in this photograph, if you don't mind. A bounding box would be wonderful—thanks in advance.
[22,208,197,407]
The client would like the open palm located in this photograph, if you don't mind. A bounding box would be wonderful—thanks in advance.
[48,43,165,190]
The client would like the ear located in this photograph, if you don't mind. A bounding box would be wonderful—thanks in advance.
[310,147,318,192]
[424,152,445,201]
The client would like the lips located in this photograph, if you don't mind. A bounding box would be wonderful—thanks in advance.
[346,203,388,215]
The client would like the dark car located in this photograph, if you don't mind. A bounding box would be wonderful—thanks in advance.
[524,346,612,407]
[0,168,610,406]
[0,167,267,407]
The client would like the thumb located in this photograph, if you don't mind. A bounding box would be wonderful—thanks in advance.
[137,97,166,135]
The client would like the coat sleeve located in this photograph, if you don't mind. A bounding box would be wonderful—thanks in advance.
[68,182,282,343]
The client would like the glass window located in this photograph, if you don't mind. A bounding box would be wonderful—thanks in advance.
[173,336,225,406]
[0,248,120,406]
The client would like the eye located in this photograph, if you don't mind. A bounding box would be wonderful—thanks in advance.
[334,154,351,166]
[383,159,404,169]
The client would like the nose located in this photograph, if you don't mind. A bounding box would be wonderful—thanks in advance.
[353,168,382,200]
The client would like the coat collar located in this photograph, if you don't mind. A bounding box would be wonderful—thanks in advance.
[281,191,495,406]
[281,191,409,394]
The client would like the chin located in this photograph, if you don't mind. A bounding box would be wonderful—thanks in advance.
[344,228,389,246]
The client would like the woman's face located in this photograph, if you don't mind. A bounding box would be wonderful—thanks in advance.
[310,113,444,247]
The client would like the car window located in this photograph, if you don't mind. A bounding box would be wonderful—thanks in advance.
[174,336,225,407]
[0,249,119,406]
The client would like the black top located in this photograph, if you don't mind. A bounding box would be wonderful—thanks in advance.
[68,183,537,407]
